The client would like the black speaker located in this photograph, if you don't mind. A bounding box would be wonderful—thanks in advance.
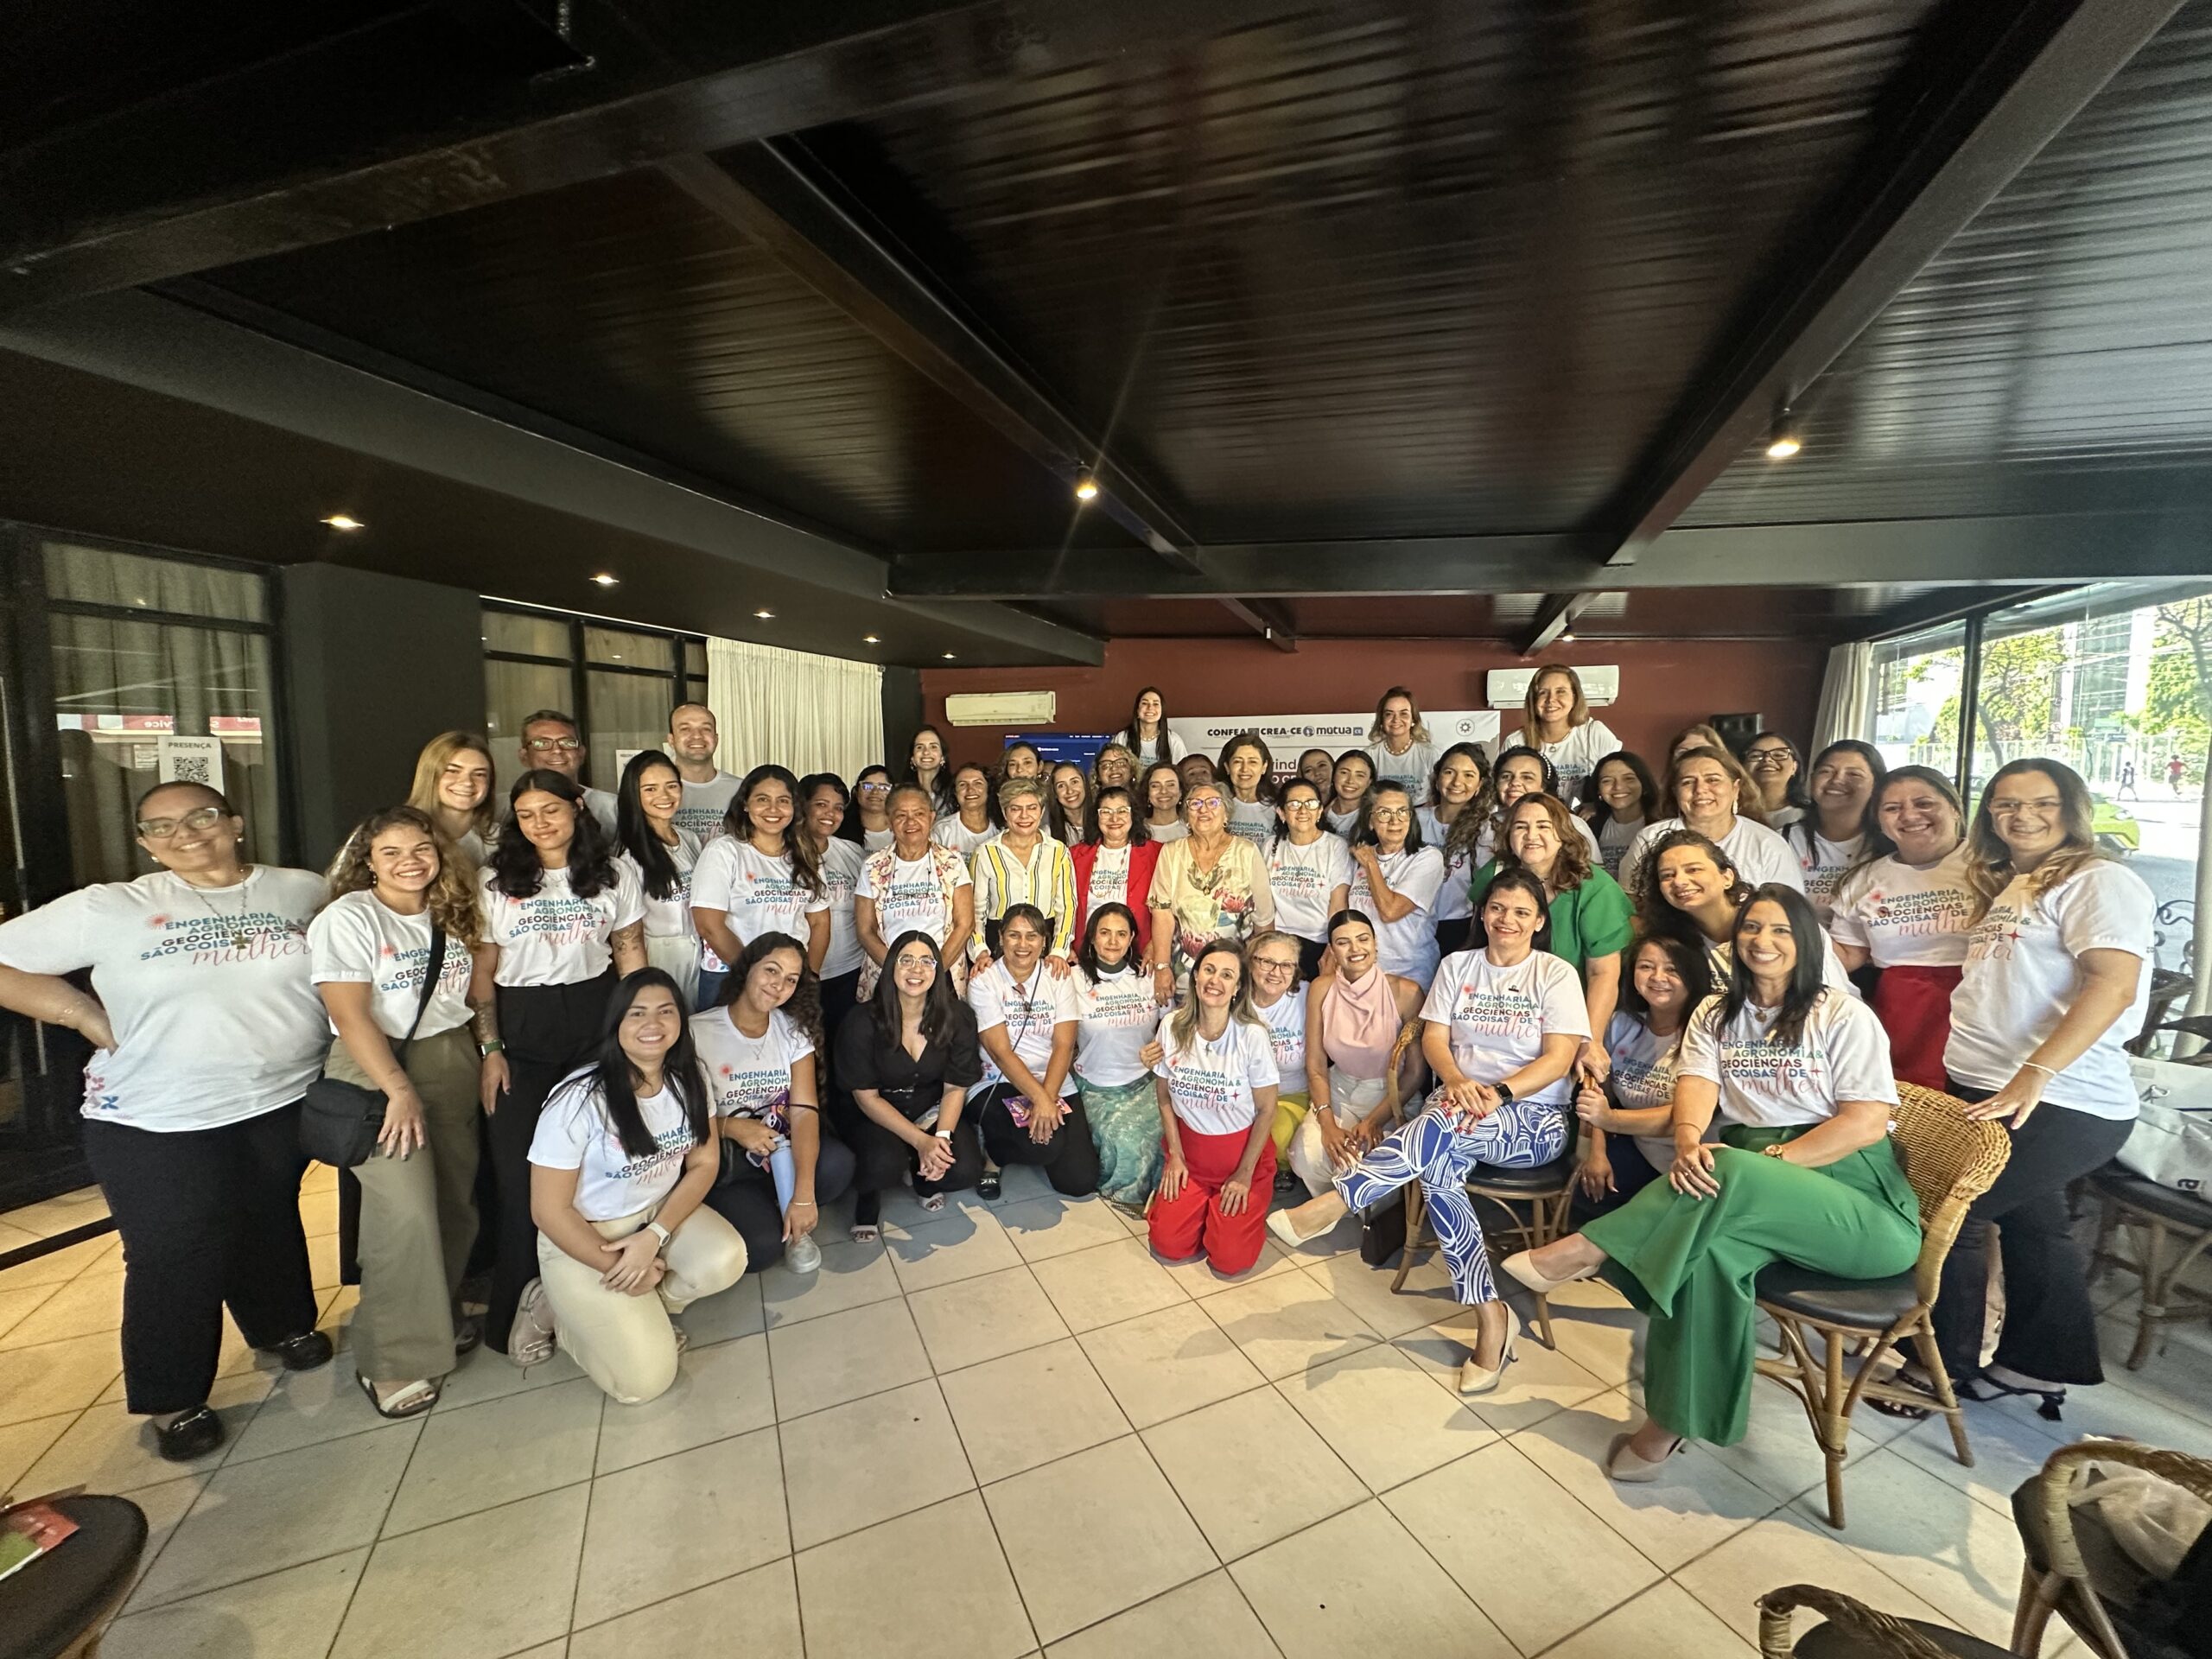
[1710,713,1762,755]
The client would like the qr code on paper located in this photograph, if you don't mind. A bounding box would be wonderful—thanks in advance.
[169,753,213,785]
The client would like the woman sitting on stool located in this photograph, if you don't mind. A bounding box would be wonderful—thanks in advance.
[1271,870,1589,1395]
[1151,941,1281,1275]
[1503,885,1921,1480]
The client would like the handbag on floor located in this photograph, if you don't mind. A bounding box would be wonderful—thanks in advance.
[1358,1191,1407,1266]
[300,928,448,1169]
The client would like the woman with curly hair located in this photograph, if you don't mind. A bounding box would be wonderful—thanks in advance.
[690,763,831,1009]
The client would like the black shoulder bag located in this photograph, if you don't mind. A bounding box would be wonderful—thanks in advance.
[301,926,449,1169]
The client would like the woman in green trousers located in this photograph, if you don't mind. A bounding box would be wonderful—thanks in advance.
[1504,883,1920,1479]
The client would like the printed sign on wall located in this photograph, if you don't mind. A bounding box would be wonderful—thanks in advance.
[1169,710,1501,774]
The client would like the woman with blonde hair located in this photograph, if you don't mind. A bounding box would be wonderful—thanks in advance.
[1365,686,1435,799]
[1152,941,1281,1274]
[401,729,497,865]
[1519,664,1620,804]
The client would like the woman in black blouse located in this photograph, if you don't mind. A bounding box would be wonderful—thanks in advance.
[832,930,984,1240]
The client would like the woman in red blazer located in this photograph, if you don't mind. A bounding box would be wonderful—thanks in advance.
[1070,785,1160,963]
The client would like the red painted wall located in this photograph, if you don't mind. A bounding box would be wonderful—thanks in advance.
[918,638,1824,769]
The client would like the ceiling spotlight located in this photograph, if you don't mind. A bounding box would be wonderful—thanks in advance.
[1764,410,1804,460]
[589,572,620,587]
[754,608,775,620]
[320,513,364,531]
[862,634,880,645]
[942,651,957,660]
[1558,631,1576,645]
[1073,474,1099,503]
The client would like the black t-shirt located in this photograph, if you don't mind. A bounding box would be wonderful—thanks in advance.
[835,1000,983,1118]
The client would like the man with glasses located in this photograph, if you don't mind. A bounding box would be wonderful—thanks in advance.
[517,709,617,837]
[666,702,739,840]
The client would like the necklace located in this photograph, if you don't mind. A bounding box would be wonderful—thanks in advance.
[182,868,257,950]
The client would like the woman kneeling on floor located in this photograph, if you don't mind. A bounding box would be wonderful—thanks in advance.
[524,969,747,1404]
[1151,941,1281,1274]
[1271,870,1589,1395]
[1502,884,1922,1481]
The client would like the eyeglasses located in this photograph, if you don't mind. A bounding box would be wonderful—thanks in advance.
[858,782,892,796]
[524,736,582,753]
[1284,799,1322,811]
[136,805,227,838]
[1370,807,1411,822]
[894,954,939,970]
[1252,957,1300,972]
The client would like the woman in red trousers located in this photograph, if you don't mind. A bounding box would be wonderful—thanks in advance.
[1149,941,1279,1274]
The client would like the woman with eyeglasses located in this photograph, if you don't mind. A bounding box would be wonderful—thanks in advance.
[1829,766,1975,1089]
[614,751,705,1007]
[967,904,1096,1199]
[1287,909,1427,1197]
[834,931,983,1238]
[1584,751,1660,880]
[0,782,334,1460]
[1911,759,2153,1418]
[525,969,744,1402]
[931,762,1001,861]
[1115,686,1188,769]
[1742,733,1809,829]
[1152,942,1281,1274]
[1365,686,1437,800]
[842,765,895,854]
[905,725,957,817]
[1090,741,1140,795]
[1147,779,1274,999]
[1325,750,1374,837]
[799,772,869,1047]
[855,784,976,1001]
[474,769,648,1361]
[1266,779,1352,982]
[969,778,1077,976]
[1520,664,1621,806]
[1048,761,1094,847]
[1070,785,1160,965]
[1219,733,1278,849]
[1140,760,1189,845]
[1618,746,1802,901]
[1421,743,1490,958]
[1071,903,1167,1207]
[690,764,831,1010]
[1782,741,1885,925]
[1346,780,1447,988]
[1243,930,1313,1192]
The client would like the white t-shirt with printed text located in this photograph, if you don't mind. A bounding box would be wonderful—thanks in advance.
[1154,1018,1280,1137]
[675,772,741,841]
[529,1067,703,1221]
[1828,847,1975,969]
[816,838,866,980]
[308,887,474,1039]
[1267,835,1353,943]
[690,839,831,951]
[1620,816,1807,901]
[1678,988,1897,1128]
[1791,829,1865,925]
[1072,965,1162,1087]
[480,861,646,987]
[691,1005,815,1170]
[967,959,1082,1099]
[1350,845,1448,985]
[1255,983,1309,1085]
[1420,947,1590,1108]
[1603,1011,1703,1171]
[1533,717,1621,804]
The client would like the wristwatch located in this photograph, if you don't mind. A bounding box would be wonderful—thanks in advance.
[646,1220,673,1248]
[933,1128,954,1141]
[1493,1081,1515,1106]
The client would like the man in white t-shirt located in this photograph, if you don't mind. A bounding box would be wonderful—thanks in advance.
[517,709,618,837]
[667,702,740,840]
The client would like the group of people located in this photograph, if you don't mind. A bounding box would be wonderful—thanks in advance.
[0,669,2156,1491]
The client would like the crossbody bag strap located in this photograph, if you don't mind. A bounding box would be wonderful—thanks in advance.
[393,925,448,1068]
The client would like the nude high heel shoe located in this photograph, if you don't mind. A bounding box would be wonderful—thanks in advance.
[1501,1248,1599,1297]
[1605,1432,1683,1483]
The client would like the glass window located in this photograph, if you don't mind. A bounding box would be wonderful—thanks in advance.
[685,641,708,678]
[1869,622,1966,772]
[587,668,673,795]
[483,608,572,659]
[486,659,575,761]
[584,625,670,670]
[45,542,265,621]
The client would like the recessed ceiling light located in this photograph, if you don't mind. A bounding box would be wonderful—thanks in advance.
[862,634,880,645]
[1558,631,1576,645]
[590,572,620,587]
[320,513,364,531]
[1073,474,1099,503]
[755,608,775,620]
[942,651,957,660]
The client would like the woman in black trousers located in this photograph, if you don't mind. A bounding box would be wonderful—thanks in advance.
[0,782,334,1460]
[474,770,646,1360]
[833,931,985,1241]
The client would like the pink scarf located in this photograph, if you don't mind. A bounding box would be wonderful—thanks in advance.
[1322,965,1399,1078]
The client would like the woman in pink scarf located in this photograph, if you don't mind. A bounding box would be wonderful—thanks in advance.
[1287,909,1426,1194]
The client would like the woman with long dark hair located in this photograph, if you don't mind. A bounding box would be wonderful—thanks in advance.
[475,768,646,1360]
[1048,761,1094,847]
[1325,750,1374,837]
[1219,733,1277,849]
[1584,751,1661,880]
[798,772,868,1046]
[1636,827,1853,991]
[905,725,957,817]
[833,931,984,1238]
[615,749,704,1007]
[1421,743,1489,957]
[690,763,830,1008]
[1781,741,1885,924]
[1287,909,1426,1196]
[1070,785,1160,965]
[525,969,743,1403]
[1569,931,1714,1217]
[1478,746,1603,868]
[1116,685,1187,768]
[1071,903,1166,1207]
[1141,760,1189,844]
[932,762,1001,861]
[1743,732,1810,828]
[1266,779,1352,982]
[1507,886,1920,1478]
[842,764,895,853]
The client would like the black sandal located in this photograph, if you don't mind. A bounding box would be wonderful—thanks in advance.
[978,1169,1002,1201]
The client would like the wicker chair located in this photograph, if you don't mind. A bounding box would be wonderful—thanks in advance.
[1753,1082,2012,1529]
[2012,1439,2212,1658]
[1757,1585,2004,1656]
[2085,1166,2212,1370]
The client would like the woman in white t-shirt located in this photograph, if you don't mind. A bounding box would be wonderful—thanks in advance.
[1267,780,1353,981]
[1346,779,1448,988]
[1244,931,1312,1191]
[1048,762,1094,849]
[799,772,868,1048]
[931,763,1000,861]
[475,768,647,1362]
[1567,932,1715,1217]
[1478,747,1605,873]
[0,781,333,1461]
[1829,766,1975,1089]
[967,905,1094,1200]
[1519,664,1621,806]
[1115,684,1188,768]
[1926,759,2154,1415]
[1510,886,1922,1475]
[1781,741,1885,925]
[402,728,496,870]
[1273,871,1590,1394]
[1071,904,1166,1208]
[693,933,856,1277]
[1619,746,1804,902]
[526,969,744,1404]
[614,752,704,1007]
[1636,829,1854,993]
[1139,761,1189,845]
[313,805,484,1418]
[1151,941,1281,1274]
[1421,744,1489,961]
[857,784,976,999]
[1585,751,1659,880]
[1219,734,1277,850]
[1325,749,1374,837]
[845,765,896,855]
[689,764,832,1011]
[1742,732,1809,829]
[1364,686,1437,801]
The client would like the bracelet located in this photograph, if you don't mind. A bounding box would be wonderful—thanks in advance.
[790,1199,817,1208]
[480,1039,505,1056]
[2019,1060,2056,1077]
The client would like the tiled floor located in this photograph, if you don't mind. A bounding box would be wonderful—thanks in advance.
[4,1168,2210,1658]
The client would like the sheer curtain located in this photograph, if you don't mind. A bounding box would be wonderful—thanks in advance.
[1811,640,1873,750]
[708,636,883,780]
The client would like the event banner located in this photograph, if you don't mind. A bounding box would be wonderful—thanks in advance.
[1168,709,1501,774]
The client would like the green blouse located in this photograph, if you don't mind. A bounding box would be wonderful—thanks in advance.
[1467,861,1633,976]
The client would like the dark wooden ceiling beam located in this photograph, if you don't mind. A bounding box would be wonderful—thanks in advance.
[1518,593,1599,658]
[1592,0,2186,567]
[1216,598,1300,652]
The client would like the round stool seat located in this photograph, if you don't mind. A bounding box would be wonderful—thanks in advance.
[0,1493,149,1659]
[2092,1166,2212,1230]
[1465,1157,1573,1195]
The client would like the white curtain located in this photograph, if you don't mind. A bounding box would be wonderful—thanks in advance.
[707,636,883,781]
[1812,640,1873,750]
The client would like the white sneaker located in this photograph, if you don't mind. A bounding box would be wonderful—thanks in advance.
[785,1233,823,1274]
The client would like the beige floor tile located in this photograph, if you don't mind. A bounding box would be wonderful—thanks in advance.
[983,1436,1215,1644]
[995,1193,1135,1261]
[572,1423,787,1628]
[133,1424,418,1608]
[1154,1235,1301,1299]
[429,1344,589,1412]
[779,1377,976,1548]
[1,1192,109,1238]
[298,1185,339,1238]
[569,1557,803,1659]
[594,1331,772,1474]
[0,1332,121,1427]
[768,1296,931,1420]
[760,1237,902,1327]
[101,1546,367,1659]
[0,1411,74,1492]
[23,1370,273,1495]
[1510,1389,1779,1572]
[1384,1438,1659,1655]
[676,1272,763,1346]
[0,1234,118,1289]
[1043,1570,1276,1659]
[886,1209,1026,1293]
[1029,1238,1187,1333]
[1276,1344,1494,1491]
[1395,1307,1612,1433]
[1988,1356,2212,1456]
[1646,1371,1882,1505]
[909,1265,1070,1372]
[226,1347,388,1464]
[1230,1498,1512,1659]
[1541,1580,1758,1658]
[939,1338,1132,1484]
[795,1491,1034,1659]
[1675,1508,1949,1646]
[1077,1302,1268,1429]
[120,1473,207,1598]
[308,1232,342,1292]
[334,1484,588,1659]
[0,1221,40,1255]
[1888,1399,2059,1516]
[0,1281,60,1342]
[1297,1249,1465,1340]
[1141,1387,1364,1560]
[1201,1271,1379,1382]
[0,1267,118,1348]
[383,1376,602,1535]
[1520,1276,1645,1387]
